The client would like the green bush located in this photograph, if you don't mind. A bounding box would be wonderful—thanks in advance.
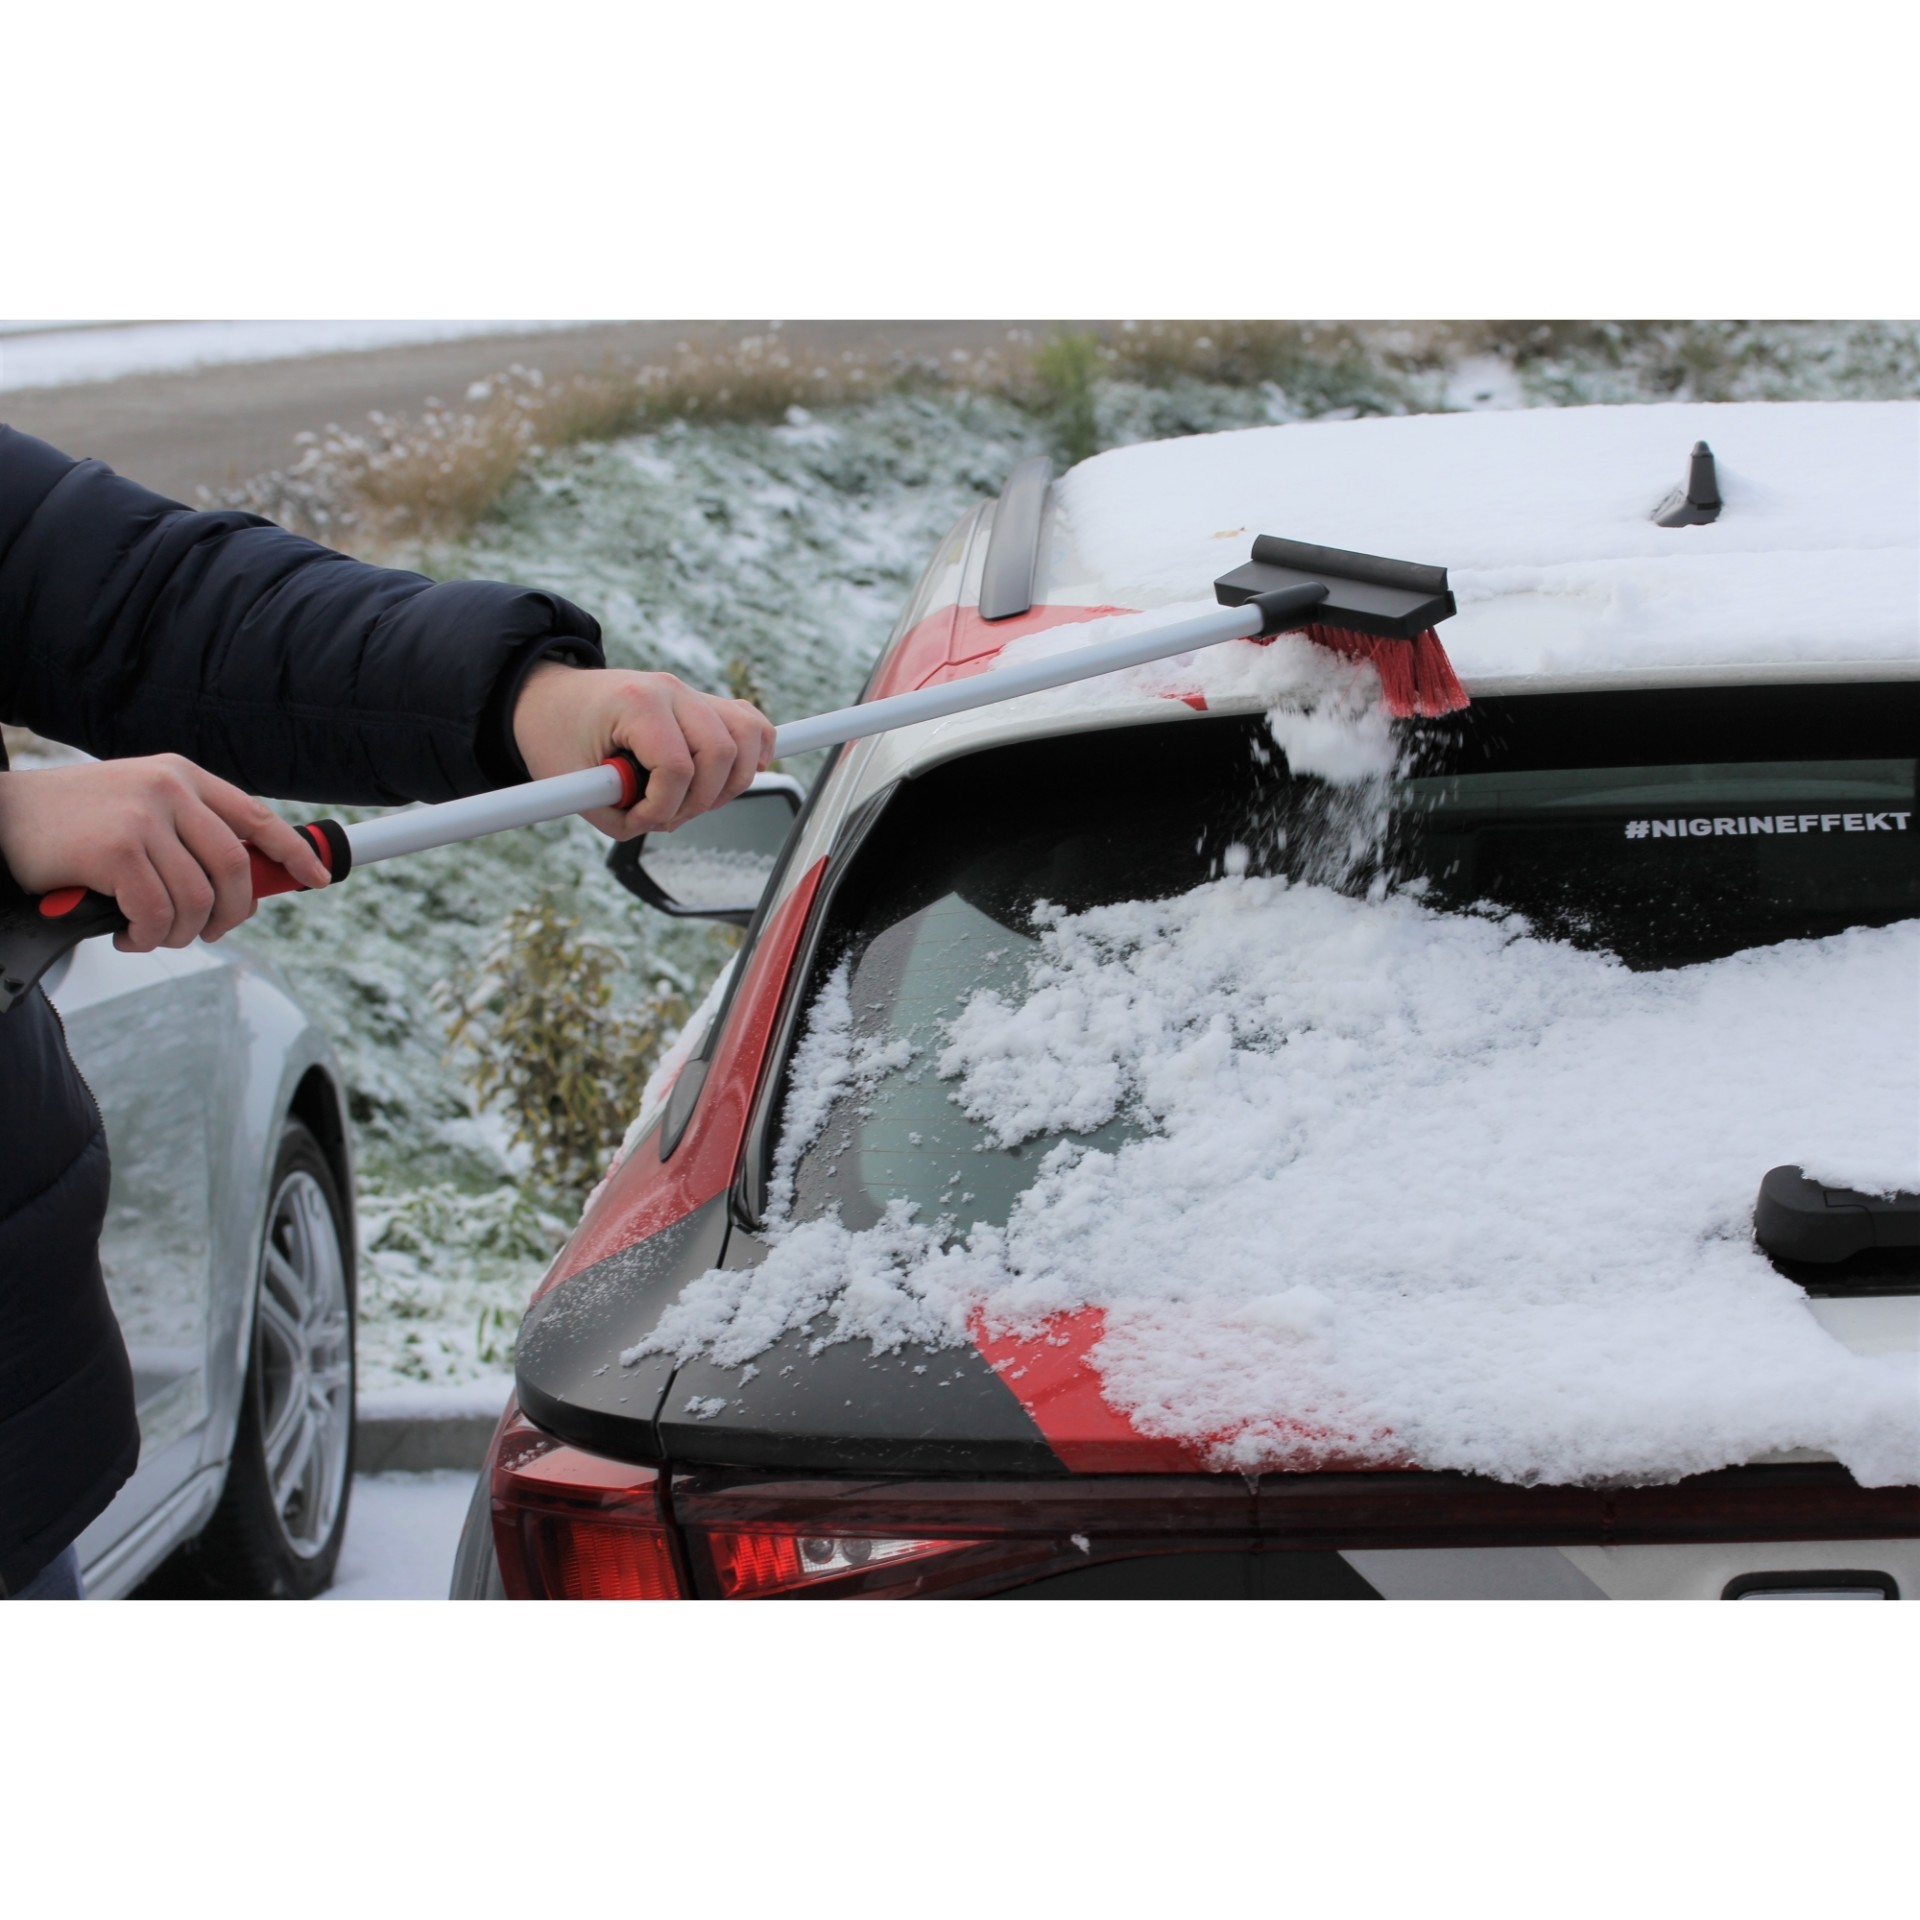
[440,888,711,1197]
[1031,330,1108,466]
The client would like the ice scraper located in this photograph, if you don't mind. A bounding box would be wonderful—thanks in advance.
[0,537,1462,1013]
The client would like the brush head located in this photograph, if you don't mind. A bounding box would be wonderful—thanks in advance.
[1214,535,1456,640]
[1215,537,1467,718]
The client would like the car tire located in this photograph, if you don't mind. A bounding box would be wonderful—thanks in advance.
[176,1122,357,1599]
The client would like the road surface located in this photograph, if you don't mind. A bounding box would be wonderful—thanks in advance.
[2,319,1067,503]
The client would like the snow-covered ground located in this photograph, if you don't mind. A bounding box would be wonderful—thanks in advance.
[0,319,598,391]
[322,1472,479,1600]
[357,1376,514,1424]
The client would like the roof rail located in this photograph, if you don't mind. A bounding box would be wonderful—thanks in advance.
[979,456,1052,619]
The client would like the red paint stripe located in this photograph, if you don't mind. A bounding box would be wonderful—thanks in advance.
[867,600,959,699]
[868,602,1134,699]
[968,1306,1211,1474]
[970,1305,1412,1476]
[539,858,827,1292]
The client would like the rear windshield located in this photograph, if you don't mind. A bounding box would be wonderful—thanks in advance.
[771,683,1919,1234]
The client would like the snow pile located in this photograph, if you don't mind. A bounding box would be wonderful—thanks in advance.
[0,319,594,392]
[972,599,1413,748]
[1049,401,1920,687]
[764,961,914,1229]
[636,878,1919,1487]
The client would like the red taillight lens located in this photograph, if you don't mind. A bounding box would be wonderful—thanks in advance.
[489,1407,684,1600]
[704,1531,982,1598]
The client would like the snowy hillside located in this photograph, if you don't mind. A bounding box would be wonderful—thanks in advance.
[237,393,1049,1386]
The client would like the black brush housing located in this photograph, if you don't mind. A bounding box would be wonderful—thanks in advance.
[1215,535,1457,640]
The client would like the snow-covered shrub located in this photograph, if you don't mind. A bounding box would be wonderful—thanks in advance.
[439,889,728,1198]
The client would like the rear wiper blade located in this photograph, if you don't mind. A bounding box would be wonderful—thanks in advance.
[1754,1165,1920,1265]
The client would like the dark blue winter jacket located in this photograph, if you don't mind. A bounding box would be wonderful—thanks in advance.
[0,424,603,1593]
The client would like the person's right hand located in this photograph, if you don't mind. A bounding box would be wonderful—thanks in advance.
[0,755,331,952]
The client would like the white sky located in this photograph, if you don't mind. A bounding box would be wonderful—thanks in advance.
[6,15,1912,321]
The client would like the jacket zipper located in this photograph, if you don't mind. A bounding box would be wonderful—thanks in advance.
[42,982,107,1141]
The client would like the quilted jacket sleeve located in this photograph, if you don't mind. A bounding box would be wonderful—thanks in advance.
[0,424,604,804]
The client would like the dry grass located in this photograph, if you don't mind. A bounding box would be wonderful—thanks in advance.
[214,321,1340,552]
[1105,319,1442,386]
[208,319,1918,557]
[213,329,1033,553]
[1100,318,1920,401]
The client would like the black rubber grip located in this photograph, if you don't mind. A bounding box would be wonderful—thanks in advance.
[305,818,353,882]
[1247,582,1330,636]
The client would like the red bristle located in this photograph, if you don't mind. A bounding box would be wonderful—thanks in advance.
[1365,635,1419,718]
[1298,623,1416,719]
[1408,628,1470,717]
[1294,622,1470,720]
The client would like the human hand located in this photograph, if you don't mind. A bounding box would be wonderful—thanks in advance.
[0,755,331,952]
[510,663,776,839]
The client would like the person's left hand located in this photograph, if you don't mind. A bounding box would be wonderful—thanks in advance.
[511,663,775,839]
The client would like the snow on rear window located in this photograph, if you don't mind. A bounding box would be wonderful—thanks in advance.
[627,697,1920,1489]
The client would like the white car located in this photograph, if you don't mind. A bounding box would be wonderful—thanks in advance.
[43,903,356,1600]
[456,398,1917,1601]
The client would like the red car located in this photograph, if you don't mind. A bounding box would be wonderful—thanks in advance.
[452,402,1919,1599]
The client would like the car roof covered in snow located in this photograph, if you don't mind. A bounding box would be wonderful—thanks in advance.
[1045,400,1919,690]
[811,401,1920,840]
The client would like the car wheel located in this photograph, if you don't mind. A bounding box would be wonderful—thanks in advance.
[183,1122,356,1598]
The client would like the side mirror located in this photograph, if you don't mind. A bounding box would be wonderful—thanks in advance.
[606,772,804,926]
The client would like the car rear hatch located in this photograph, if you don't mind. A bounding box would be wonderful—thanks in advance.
[513,683,1917,1585]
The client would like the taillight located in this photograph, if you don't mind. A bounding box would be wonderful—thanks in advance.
[684,1524,1078,1598]
[490,1406,685,1600]
[704,1531,984,1598]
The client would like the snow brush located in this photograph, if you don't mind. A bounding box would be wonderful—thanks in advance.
[0,536,1460,1013]
[1213,536,1466,720]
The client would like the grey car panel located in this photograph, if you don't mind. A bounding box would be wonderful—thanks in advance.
[50,934,351,1595]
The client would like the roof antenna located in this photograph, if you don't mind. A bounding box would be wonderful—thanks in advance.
[1653,440,1722,526]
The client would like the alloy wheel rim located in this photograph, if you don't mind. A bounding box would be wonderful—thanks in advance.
[255,1170,353,1558]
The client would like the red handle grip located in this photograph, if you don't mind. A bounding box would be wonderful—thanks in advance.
[605,751,645,810]
[36,821,351,924]
[247,844,310,899]
[249,821,353,897]
[6,819,352,1015]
